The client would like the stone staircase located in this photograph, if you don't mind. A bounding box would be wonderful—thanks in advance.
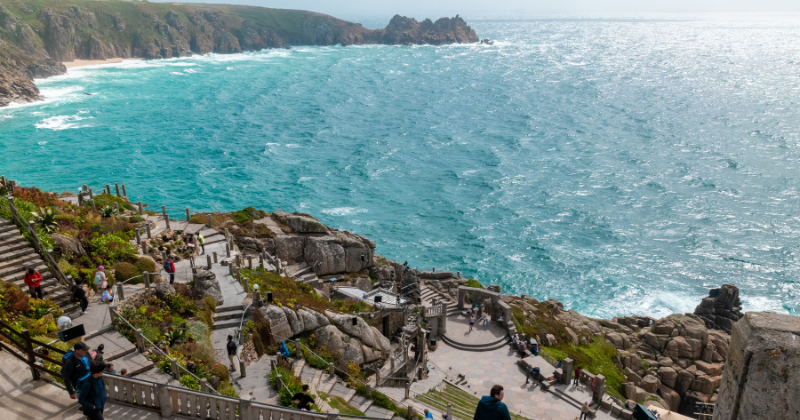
[0,217,81,318]
[84,329,155,377]
[286,262,321,287]
[420,285,459,316]
[212,303,245,330]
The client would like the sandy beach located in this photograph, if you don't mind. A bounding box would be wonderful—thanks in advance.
[64,58,143,69]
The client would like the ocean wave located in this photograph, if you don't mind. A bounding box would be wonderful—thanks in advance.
[35,112,93,130]
[320,207,368,216]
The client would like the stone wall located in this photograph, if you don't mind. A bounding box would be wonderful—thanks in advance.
[712,312,800,420]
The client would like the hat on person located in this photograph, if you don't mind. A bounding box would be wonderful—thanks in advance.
[98,266,104,270]
[74,341,90,351]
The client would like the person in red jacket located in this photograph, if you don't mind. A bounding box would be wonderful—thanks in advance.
[24,267,43,299]
[164,257,176,284]
[574,367,581,386]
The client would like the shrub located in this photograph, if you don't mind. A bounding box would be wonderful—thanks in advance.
[179,374,200,390]
[203,295,217,312]
[211,363,230,383]
[113,262,137,284]
[165,293,198,316]
[176,342,215,367]
[134,257,156,274]
[198,307,213,330]
[217,381,238,397]
[187,320,210,345]
[465,279,483,289]
[89,233,137,263]
[174,283,194,299]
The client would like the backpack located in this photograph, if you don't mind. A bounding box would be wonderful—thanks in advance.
[164,261,171,272]
[60,352,91,392]
[94,272,103,286]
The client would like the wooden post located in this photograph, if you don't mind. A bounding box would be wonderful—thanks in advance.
[135,230,141,244]
[114,183,120,196]
[21,329,40,380]
[137,201,143,215]
[329,363,335,376]
[89,188,94,199]
[239,359,246,378]
[229,264,234,277]
[109,306,117,327]
[185,208,190,221]
[189,256,195,269]
[78,192,83,206]
[135,329,145,352]
[106,184,110,195]
[122,184,127,197]
[157,383,173,417]
[207,255,212,269]
[26,221,41,253]
[142,241,149,255]
[248,256,253,270]
[146,224,152,239]
[170,359,180,380]
[405,385,410,399]
[117,283,125,301]
[114,202,119,214]
[253,289,262,307]
[226,242,230,257]
[242,276,249,292]
[207,215,213,228]
[213,251,218,263]
[366,384,372,398]
[259,253,264,269]
[143,272,151,289]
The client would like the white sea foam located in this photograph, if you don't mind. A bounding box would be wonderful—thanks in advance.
[35,112,93,130]
[298,177,314,183]
[320,207,368,217]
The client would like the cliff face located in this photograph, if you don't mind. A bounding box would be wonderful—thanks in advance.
[0,1,479,106]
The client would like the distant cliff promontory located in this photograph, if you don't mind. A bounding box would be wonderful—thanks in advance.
[0,0,478,106]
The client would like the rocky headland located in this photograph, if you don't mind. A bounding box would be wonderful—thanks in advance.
[0,0,478,106]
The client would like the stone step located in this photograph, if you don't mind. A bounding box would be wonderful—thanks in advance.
[216,304,244,313]
[5,265,51,282]
[0,223,18,234]
[213,309,244,321]
[84,331,136,361]
[0,247,38,263]
[0,233,26,248]
[0,227,22,241]
[0,252,43,271]
[0,239,30,255]
[114,351,156,377]
[212,318,241,330]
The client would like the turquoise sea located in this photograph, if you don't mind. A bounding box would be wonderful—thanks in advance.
[2,14,799,319]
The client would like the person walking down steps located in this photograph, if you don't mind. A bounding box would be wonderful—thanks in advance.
[79,362,108,420]
[24,267,43,299]
[72,280,89,314]
[474,385,511,420]
[62,341,91,401]
[164,257,176,284]
[197,232,205,255]
[227,335,238,372]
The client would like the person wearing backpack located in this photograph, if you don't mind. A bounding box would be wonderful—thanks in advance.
[164,257,176,284]
[94,266,107,290]
[72,280,89,314]
[24,267,44,299]
[62,341,91,400]
[79,361,108,420]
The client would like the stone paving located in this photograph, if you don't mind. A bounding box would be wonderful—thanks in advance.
[427,337,615,420]
[444,312,507,345]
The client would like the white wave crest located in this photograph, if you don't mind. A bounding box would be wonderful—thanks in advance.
[320,207,368,217]
[35,112,93,130]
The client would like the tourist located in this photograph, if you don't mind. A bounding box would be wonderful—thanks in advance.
[197,233,205,255]
[442,413,452,420]
[511,335,518,348]
[525,366,534,384]
[164,257,176,284]
[104,363,116,375]
[101,285,114,303]
[424,409,434,419]
[574,367,581,385]
[79,362,108,420]
[24,267,43,299]
[580,401,590,420]
[93,344,105,362]
[72,280,89,314]
[94,266,108,290]
[291,384,315,411]
[227,335,238,372]
[473,385,511,420]
[497,314,504,323]
[469,314,475,332]
[62,341,92,400]
[120,369,128,377]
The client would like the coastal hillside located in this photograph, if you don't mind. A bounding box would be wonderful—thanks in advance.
[0,0,478,106]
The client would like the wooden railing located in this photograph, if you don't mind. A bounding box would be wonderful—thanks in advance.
[0,319,68,381]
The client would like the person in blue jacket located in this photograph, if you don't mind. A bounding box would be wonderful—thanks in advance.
[474,385,511,420]
[79,362,108,420]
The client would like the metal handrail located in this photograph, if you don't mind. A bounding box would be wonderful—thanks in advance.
[110,307,222,395]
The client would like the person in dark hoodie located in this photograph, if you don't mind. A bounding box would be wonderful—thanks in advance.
[79,362,108,420]
[62,341,91,400]
[474,385,511,420]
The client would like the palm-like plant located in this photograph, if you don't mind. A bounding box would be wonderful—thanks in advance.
[30,207,58,233]
[100,205,118,218]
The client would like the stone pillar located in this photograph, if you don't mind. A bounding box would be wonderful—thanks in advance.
[114,202,119,214]
[457,288,466,310]
[239,359,246,378]
[226,242,230,257]
[213,252,218,263]
[366,384,372,398]
[146,224,152,239]
[157,383,173,417]
[561,358,573,385]
[207,214,213,228]
[712,312,800,420]
[143,272,151,289]
[254,289,263,307]
[89,188,94,199]
[248,256,253,270]
[171,359,180,380]
[239,399,253,420]
[117,283,125,301]
[447,404,452,418]
[186,208,190,221]
[207,255,212,269]
[135,230,141,244]
[142,242,148,255]
[200,378,210,393]
[137,201,143,215]
[592,374,606,403]
[135,329,145,352]
[439,314,447,336]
